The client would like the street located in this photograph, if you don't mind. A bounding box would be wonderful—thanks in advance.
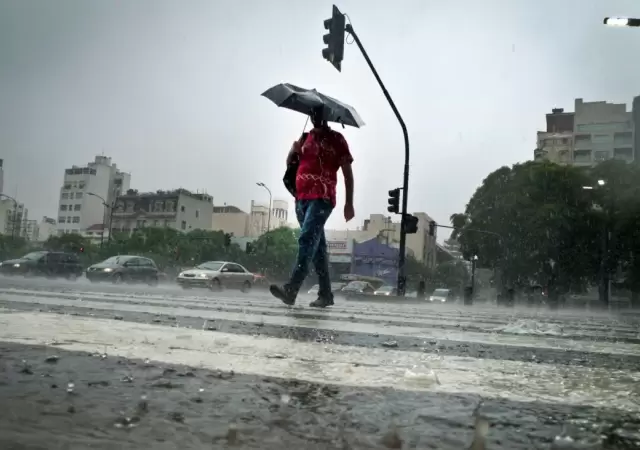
[0,277,639,449]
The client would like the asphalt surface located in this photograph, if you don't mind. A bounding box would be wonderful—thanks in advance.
[0,276,639,449]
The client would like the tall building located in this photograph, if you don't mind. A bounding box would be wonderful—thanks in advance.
[212,205,250,237]
[0,198,27,237]
[535,99,635,166]
[57,155,130,234]
[110,188,213,235]
[38,217,57,242]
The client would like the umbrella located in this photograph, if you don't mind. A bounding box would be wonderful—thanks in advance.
[262,82,365,128]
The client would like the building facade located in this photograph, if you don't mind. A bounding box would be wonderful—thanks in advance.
[249,199,289,237]
[535,99,635,166]
[110,189,213,235]
[57,155,131,234]
[212,205,250,237]
[0,198,27,238]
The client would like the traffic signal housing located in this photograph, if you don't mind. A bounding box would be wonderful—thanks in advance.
[428,220,436,236]
[322,5,346,72]
[246,242,254,254]
[403,214,419,234]
[387,188,400,214]
[224,233,231,247]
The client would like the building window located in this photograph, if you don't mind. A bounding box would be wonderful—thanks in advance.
[58,216,65,223]
[63,184,72,190]
[61,193,69,199]
[180,205,186,213]
[153,220,159,226]
[74,204,81,211]
[72,217,80,224]
[76,192,83,199]
[60,205,68,211]
[66,216,72,223]
[78,183,85,189]
[594,150,610,162]
[181,220,186,230]
[195,209,199,218]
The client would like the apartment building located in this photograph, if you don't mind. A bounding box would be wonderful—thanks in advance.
[212,199,291,238]
[110,189,213,235]
[57,155,131,234]
[535,99,635,166]
[0,198,27,238]
[324,212,438,269]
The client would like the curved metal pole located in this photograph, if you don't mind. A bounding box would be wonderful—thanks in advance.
[87,192,109,248]
[256,182,272,234]
[1,194,19,239]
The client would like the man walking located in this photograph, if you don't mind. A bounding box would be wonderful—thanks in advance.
[270,107,355,308]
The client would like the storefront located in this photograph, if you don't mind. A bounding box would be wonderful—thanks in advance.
[327,239,353,279]
[351,238,399,286]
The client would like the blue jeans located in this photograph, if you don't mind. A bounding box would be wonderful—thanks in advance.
[285,199,333,299]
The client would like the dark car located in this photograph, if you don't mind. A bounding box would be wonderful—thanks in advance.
[86,255,159,285]
[0,251,83,280]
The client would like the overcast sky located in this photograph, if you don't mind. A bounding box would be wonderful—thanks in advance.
[1,0,640,234]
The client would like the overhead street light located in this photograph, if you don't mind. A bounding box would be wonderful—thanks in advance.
[604,17,640,27]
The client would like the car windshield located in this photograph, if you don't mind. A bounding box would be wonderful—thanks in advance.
[196,262,224,271]
[345,281,366,289]
[21,251,46,261]
[101,256,133,265]
[433,289,450,296]
[377,285,394,292]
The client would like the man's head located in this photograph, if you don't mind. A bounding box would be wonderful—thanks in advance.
[310,106,327,128]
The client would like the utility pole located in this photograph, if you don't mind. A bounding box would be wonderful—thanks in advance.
[256,182,272,252]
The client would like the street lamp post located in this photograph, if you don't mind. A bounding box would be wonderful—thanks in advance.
[583,180,610,305]
[87,192,112,248]
[256,181,272,234]
[470,255,478,299]
[0,194,19,239]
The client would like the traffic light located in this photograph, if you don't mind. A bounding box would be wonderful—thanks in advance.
[403,214,418,234]
[428,220,436,236]
[322,5,346,72]
[387,188,400,214]
[224,233,231,247]
[79,246,84,253]
[246,242,253,254]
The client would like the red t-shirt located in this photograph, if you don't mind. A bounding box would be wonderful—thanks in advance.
[296,127,353,207]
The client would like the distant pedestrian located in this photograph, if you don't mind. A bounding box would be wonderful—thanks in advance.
[270,106,355,308]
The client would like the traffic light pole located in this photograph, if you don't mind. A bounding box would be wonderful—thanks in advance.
[345,24,411,296]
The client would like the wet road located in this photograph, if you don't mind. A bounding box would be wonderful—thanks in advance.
[0,277,639,449]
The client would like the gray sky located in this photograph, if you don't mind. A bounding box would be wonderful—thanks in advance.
[1,0,639,232]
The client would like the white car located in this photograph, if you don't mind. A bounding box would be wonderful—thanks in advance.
[176,261,253,292]
[429,288,453,303]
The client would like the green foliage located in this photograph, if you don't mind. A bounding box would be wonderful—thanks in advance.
[0,234,28,260]
[450,160,640,302]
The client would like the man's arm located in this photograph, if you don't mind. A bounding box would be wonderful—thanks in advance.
[342,162,354,205]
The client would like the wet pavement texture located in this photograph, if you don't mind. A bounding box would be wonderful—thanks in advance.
[0,276,639,449]
[1,342,639,450]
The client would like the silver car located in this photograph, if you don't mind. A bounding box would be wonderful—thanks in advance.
[176,261,254,292]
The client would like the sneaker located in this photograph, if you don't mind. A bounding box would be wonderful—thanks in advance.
[309,297,334,308]
[270,284,296,306]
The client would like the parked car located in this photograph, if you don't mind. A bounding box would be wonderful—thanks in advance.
[176,261,254,292]
[429,288,454,303]
[341,281,376,297]
[307,282,347,295]
[373,285,397,296]
[0,251,83,280]
[86,255,160,285]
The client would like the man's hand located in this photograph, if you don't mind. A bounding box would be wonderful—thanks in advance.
[286,140,301,166]
[344,203,355,222]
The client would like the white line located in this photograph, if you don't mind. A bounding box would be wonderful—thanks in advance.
[0,311,638,411]
[1,293,639,356]
[2,288,637,335]
[9,290,639,339]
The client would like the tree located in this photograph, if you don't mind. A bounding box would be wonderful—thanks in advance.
[451,161,600,294]
[0,234,28,260]
[247,227,299,280]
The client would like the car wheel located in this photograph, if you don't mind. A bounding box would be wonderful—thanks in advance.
[181,284,191,290]
[112,273,123,285]
[241,281,252,293]
[147,276,158,287]
[209,278,222,292]
[67,273,78,282]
